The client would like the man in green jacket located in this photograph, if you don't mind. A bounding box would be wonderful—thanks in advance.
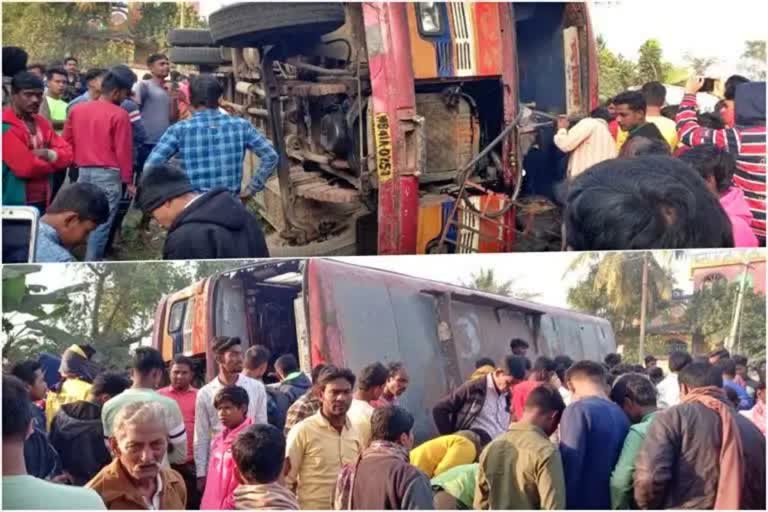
[474,385,566,510]
[609,373,659,509]
[431,463,477,509]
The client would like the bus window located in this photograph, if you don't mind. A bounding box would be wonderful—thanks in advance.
[168,299,188,356]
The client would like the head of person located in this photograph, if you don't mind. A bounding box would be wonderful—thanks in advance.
[3,376,34,449]
[26,63,45,80]
[734,81,766,128]
[99,68,133,105]
[189,74,223,111]
[521,384,566,436]
[131,347,166,389]
[641,81,666,110]
[110,401,167,482]
[612,90,647,131]
[384,362,409,398]
[45,66,68,98]
[370,405,415,449]
[564,156,734,250]
[83,67,107,96]
[493,354,528,392]
[530,356,557,382]
[618,136,671,158]
[89,371,131,405]
[714,358,737,380]
[756,377,766,405]
[699,111,726,130]
[724,75,750,101]
[644,355,658,369]
[317,365,355,419]
[357,362,389,400]
[454,429,488,458]
[64,56,78,76]
[731,355,748,379]
[232,424,288,485]
[169,355,195,391]
[475,357,496,369]
[509,338,529,357]
[10,72,44,116]
[2,46,28,78]
[648,366,664,385]
[274,354,300,381]
[135,164,195,228]
[678,144,736,196]
[610,372,657,423]
[309,363,328,394]
[724,386,740,407]
[678,361,723,398]
[10,360,48,402]
[590,106,613,122]
[214,385,249,430]
[604,353,622,369]
[147,53,170,80]
[553,355,573,386]
[565,360,608,396]
[707,347,730,365]
[606,97,617,117]
[43,182,110,248]
[668,350,692,374]
[212,337,244,375]
[244,345,271,380]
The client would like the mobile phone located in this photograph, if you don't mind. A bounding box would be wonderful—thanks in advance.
[2,206,40,263]
[700,77,716,93]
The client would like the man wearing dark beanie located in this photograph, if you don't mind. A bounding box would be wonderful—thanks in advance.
[135,163,270,260]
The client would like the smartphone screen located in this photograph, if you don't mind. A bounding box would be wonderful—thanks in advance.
[2,218,34,263]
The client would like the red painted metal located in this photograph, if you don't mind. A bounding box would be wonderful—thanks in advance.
[499,2,518,250]
[363,2,419,255]
[584,3,600,110]
[474,3,502,76]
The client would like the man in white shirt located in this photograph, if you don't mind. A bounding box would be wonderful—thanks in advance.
[656,350,692,409]
[194,337,267,495]
[347,362,388,447]
[554,108,617,179]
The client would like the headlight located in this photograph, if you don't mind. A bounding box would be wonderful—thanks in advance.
[417,2,443,35]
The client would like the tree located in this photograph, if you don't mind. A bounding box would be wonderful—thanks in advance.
[461,268,540,300]
[686,280,766,361]
[741,40,766,80]
[565,252,675,351]
[597,34,637,99]
[2,266,88,364]
[2,2,206,67]
[636,39,672,84]
[684,53,719,75]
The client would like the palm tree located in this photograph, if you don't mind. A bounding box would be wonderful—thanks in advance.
[461,268,541,301]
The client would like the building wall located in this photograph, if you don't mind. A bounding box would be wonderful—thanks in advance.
[692,260,766,295]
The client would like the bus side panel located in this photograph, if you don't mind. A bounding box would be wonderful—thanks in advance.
[152,295,169,359]
[474,2,502,76]
[406,3,439,79]
[363,2,420,255]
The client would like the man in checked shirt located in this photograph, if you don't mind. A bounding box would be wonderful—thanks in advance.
[143,73,278,199]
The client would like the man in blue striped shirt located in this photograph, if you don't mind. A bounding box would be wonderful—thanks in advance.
[143,74,278,196]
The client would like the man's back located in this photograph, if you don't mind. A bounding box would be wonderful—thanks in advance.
[476,423,565,509]
[350,450,433,509]
[49,400,110,486]
[2,474,106,510]
[647,115,678,148]
[635,400,766,510]
[559,396,630,509]
[135,79,171,144]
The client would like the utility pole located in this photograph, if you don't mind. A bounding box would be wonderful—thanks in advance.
[638,252,649,364]
[726,260,750,353]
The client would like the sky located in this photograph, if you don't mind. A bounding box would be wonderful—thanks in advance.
[198,0,767,76]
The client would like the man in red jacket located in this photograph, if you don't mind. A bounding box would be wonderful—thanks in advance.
[64,67,133,261]
[2,72,73,211]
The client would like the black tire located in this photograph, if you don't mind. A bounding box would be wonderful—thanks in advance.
[209,2,345,48]
[169,46,225,66]
[167,28,215,47]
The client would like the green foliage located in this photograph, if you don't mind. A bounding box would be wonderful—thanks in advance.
[684,53,719,76]
[598,35,638,100]
[2,2,206,68]
[741,40,767,80]
[686,280,766,361]
[461,268,540,300]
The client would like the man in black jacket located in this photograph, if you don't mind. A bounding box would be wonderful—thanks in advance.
[135,163,270,260]
[49,371,130,485]
[432,355,527,441]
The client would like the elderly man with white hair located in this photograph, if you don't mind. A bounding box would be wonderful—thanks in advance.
[87,401,187,510]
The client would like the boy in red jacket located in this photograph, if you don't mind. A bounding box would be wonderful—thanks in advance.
[2,72,72,210]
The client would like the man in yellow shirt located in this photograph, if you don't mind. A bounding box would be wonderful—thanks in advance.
[642,81,678,149]
[285,366,362,509]
[44,344,100,429]
[409,429,484,478]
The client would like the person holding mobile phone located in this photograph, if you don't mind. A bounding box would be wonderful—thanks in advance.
[2,72,73,212]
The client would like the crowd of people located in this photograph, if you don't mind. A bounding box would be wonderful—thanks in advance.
[3,46,766,261]
[2,46,277,263]
[2,336,765,510]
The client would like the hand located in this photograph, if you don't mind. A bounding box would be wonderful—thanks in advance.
[197,476,207,494]
[557,115,569,130]
[51,473,71,484]
[685,76,705,95]
[32,148,54,162]
[126,184,137,198]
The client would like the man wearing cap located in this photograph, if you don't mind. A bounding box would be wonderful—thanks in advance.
[63,67,133,260]
[134,163,269,260]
